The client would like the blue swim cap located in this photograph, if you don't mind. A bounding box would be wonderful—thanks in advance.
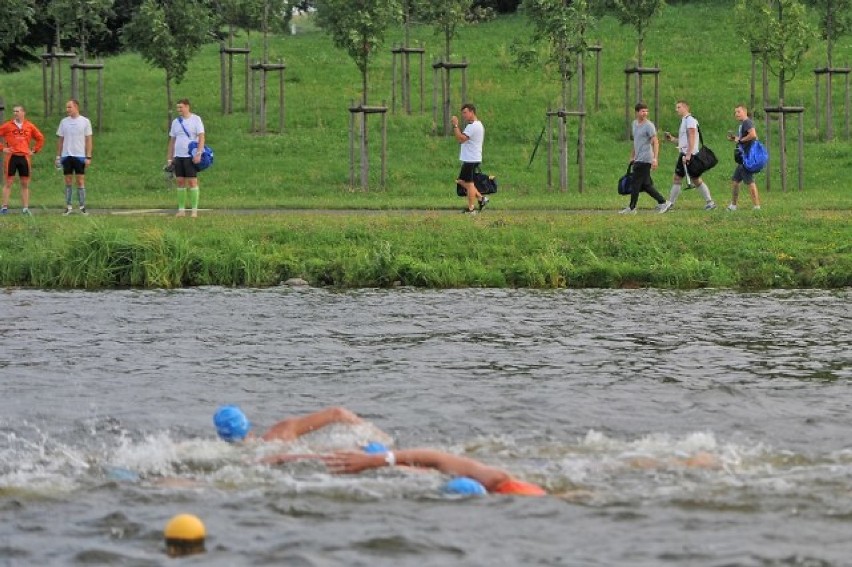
[443,476,487,496]
[213,405,251,442]
[362,441,389,454]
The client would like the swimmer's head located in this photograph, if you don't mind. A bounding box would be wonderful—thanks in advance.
[213,405,251,442]
[443,476,487,496]
[362,441,389,454]
[492,478,547,496]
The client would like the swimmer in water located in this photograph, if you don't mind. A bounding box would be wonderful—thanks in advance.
[213,405,380,443]
[320,448,547,496]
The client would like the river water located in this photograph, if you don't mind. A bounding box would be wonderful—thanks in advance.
[1,287,851,566]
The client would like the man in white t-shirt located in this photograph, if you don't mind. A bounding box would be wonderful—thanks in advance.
[662,100,716,210]
[166,98,205,217]
[451,103,488,214]
[56,99,93,215]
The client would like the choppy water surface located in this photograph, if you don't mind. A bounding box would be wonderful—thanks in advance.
[1,287,851,566]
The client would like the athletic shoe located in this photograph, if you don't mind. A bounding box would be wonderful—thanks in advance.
[80,207,88,216]
[726,204,737,211]
[478,196,489,212]
[21,208,31,216]
[462,208,477,215]
[176,209,186,218]
[657,201,672,213]
[618,207,637,215]
[0,207,7,215]
[63,206,73,216]
[704,201,717,210]
[753,205,761,211]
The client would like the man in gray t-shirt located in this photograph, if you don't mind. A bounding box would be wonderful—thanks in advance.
[621,103,670,214]
[726,104,762,211]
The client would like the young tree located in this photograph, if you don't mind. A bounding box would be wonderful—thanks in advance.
[122,0,214,124]
[423,0,473,61]
[610,0,665,68]
[809,0,852,67]
[315,0,402,105]
[735,0,815,103]
[521,0,595,110]
[49,0,115,60]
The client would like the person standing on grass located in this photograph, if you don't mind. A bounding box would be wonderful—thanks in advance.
[0,105,45,216]
[726,104,761,211]
[56,99,93,215]
[662,100,716,211]
[620,102,671,215]
[166,98,205,218]
[451,103,488,215]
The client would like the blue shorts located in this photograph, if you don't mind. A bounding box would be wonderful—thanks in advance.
[61,157,86,175]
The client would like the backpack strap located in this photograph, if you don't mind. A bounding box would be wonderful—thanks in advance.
[177,117,193,140]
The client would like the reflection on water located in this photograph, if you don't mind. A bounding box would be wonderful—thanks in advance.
[1,287,851,566]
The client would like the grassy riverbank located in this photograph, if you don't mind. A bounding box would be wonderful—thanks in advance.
[1,211,848,289]
[0,0,850,289]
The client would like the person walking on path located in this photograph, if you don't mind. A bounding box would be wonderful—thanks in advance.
[620,102,671,215]
[55,99,93,215]
[663,100,716,211]
[166,98,205,218]
[451,103,488,215]
[0,105,45,215]
[726,104,762,211]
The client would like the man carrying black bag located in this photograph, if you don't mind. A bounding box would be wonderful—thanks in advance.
[620,102,671,214]
[451,103,489,215]
[663,100,716,211]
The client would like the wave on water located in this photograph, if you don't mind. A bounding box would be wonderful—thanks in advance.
[3,421,852,512]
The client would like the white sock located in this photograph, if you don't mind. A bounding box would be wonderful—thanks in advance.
[669,184,682,204]
[697,182,712,202]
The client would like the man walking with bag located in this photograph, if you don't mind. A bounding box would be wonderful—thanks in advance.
[451,103,488,215]
[663,100,716,211]
[620,102,671,214]
[726,104,761,211]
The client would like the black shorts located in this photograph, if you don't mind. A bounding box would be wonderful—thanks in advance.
[174,157,198,178]
[458,162,479,182]
[5,155,30,178]
[61,157,86,175]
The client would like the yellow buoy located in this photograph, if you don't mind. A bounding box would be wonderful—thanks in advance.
[164,514,206,557]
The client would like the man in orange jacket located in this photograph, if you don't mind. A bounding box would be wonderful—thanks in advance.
[0,105,45,215]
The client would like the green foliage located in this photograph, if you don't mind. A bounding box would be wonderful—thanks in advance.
[421,0,473,60]
[519,0,596,104]
[735,0,816,97]
[0,213,848,289]
[122,0,213,85]
[808,0,852,64]
[48,0,115,59]
[0,0,35,57]
[611,0,666,65]
[314,0,402,102]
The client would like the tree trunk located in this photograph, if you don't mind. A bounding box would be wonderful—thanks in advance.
[165,73,173,130]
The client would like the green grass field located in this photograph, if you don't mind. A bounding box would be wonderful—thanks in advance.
[0,0,850,289]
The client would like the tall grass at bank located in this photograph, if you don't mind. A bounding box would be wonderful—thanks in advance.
[1,212,848,289]
[0,0,849,211]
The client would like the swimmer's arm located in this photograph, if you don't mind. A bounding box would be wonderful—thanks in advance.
[323,449,510,491]
[261,406,363,442]
[260,453,326,465]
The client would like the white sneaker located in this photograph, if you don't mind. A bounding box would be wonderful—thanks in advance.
[753,205,761,210]
[657,201,672,213]
[63,206,73,216]
[704,201,717,211]
[726,204,737,211]
[619,207,637,215]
